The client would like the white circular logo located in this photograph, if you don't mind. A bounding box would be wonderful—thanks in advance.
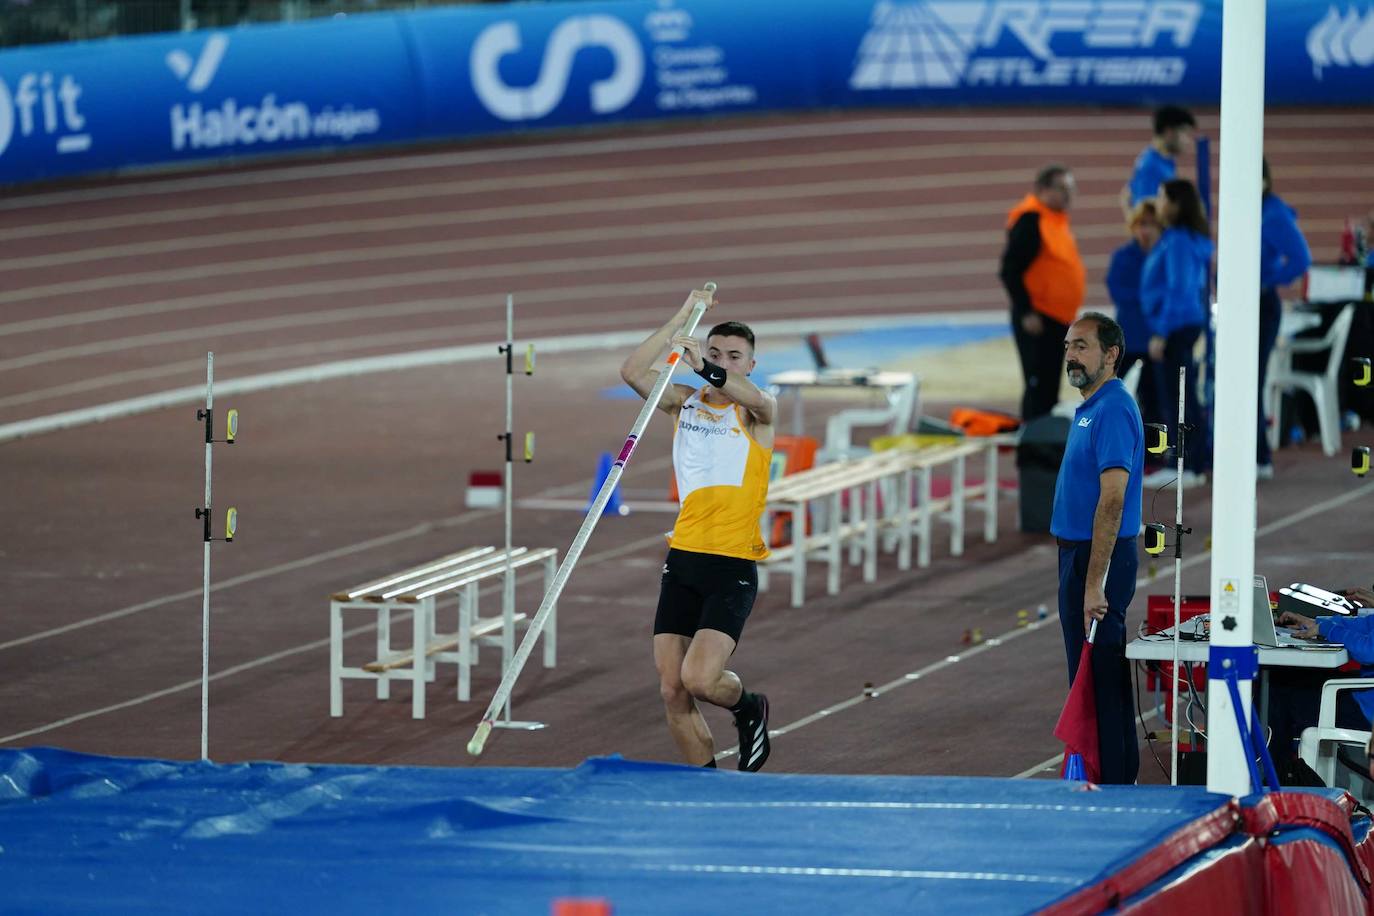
[0,78,13,157]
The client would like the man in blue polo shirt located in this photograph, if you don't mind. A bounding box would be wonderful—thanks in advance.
[1051,312,1145,784]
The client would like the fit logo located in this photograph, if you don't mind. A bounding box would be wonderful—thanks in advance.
[1307,6,1374,79]
[470,15,644,121]
[1078,417,1093,428]
[0,71,89,158]
[165,33,230,92]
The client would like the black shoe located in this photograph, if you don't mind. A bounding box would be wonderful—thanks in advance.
[734,693,770,772]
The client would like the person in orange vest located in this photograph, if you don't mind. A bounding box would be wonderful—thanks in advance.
[1000,165,1087,420]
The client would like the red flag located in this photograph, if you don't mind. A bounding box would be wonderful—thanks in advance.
[1054,621,1101,782]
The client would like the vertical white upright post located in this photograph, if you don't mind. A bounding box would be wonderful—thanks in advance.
[1170,367,1185,786]
[1207,0,1266,796]
[503,294,515,723]
[201,352,214,762]
[494,295,544,733]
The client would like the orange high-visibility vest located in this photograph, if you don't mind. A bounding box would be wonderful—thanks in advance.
[1006,193,1086,326]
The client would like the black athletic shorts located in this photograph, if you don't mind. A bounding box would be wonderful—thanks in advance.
[653,548,758,644]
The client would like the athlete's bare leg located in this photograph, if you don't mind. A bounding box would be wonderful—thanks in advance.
[654,633,715,765]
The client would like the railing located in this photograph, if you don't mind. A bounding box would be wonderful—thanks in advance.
[0,0,512,48]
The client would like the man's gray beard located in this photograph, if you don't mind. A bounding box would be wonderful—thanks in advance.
[1067,365,1101,390]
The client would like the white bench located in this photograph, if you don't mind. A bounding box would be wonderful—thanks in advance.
[329,546,558,719]
[758,440,1001,607]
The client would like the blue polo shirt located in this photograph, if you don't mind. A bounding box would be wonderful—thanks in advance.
[1128,146,1175,206]
[1050,378,1144,541]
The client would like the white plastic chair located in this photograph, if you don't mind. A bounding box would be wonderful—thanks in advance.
[1298,676,1374,797]
[1266,304,1355,457]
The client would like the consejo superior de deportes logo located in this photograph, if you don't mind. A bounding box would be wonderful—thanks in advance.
[850,0,1202,89]
[470,14,644,121]
[1307,5,1374,78]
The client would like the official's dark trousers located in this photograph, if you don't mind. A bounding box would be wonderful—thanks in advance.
[1058,536,1140,784]
[1151,325,1206,473]
[1012,312,1070,421]
[1257,288,1282,466]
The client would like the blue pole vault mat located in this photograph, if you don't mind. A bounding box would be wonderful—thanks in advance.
[0,748,1304,914]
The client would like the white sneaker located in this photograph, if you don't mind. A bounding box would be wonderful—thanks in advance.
[1256,464,1275,480]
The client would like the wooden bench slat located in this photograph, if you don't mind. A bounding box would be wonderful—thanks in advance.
[362,614,528,672]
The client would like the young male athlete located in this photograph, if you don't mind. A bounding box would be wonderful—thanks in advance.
[619,289,775,771]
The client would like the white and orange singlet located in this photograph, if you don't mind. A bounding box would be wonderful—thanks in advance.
[669,387,772,561]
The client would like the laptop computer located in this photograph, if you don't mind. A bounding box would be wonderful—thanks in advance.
[1256,574,1343,649]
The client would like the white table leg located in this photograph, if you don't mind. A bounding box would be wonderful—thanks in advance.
[951,454,966,557]
[918,466,933,568]
[329,601,343,717]
[984,442,999,543]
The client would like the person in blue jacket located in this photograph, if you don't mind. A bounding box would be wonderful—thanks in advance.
[1105,201,1162,430]
[1140,178,1213,486]
[1257,159,1313,479]
[1120,105,1196,217]
[1268,592,1374,783]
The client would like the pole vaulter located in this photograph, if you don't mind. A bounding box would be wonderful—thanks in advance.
[467,283,715,757]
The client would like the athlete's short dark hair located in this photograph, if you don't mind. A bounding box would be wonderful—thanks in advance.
[708,321,755,351]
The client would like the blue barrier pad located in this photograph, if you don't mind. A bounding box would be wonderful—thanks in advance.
[1,1,1368,185]
[0,747,1236,915]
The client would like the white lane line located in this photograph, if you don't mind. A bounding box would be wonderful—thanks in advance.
[715,483,1374,767]
[0,160,1128,247]
[0,293,999,410]
[0,531,670,745]
[0,519,479,652]
[0,216,1128,312]
[0,118,1176,215]
[0,248,1060,374]
[4,467,1370,748]
[0,111,1364,212]
[2,141,1135,247]
[0,219,1089,321]
[0,195,1033,281]
[0,309,1005,442]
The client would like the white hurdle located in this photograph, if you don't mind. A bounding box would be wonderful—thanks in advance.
[329,546,558,719]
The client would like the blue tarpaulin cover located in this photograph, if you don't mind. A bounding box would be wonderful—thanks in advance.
[0,748,1244,914]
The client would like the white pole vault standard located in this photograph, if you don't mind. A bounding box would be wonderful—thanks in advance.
[1169,365,1184,786]
[468,283,715,757]
[200,352,213,762]
[494,293,543,732]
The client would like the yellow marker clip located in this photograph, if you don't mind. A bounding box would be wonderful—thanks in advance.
[1146,423,1169,455]
[225,408,239,443]
[1354,357,1372,388]
[1354,446,1371,478]
[525,344,535,376]
[524,432,535,463]
[225,507,238,542]
[1144,523,1167,556]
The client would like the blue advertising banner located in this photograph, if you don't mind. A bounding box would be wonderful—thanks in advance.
[0,1,1369,186]
[0,15,423,184]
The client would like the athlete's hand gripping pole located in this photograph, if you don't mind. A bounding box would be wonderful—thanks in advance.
[468,283,715,757]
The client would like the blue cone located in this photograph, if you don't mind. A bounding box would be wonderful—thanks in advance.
[587,452,624,516]
[1064,753,1086,781]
